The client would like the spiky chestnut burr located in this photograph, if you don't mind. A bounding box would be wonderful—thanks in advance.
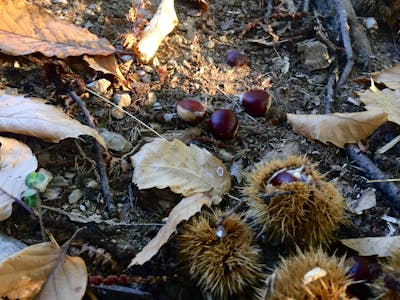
[178,210,263,299]
[378,248,400,299]
[262,248,354,299]
[243,156,346,247]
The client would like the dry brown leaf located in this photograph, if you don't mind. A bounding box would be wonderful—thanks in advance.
[0,0,114,58]
[0,242,87,300]
[0,91,106,148]
[0,137,37,221]
[358,86,400,125]
[131,138,231,198]
[373,65,400,90]
[287,110,388,148]
[83,55,129,89]
[134,0,178,62]
[128,193,214,267]
[340,236,400,257]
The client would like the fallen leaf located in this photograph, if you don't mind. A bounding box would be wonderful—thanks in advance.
[128,193,214,267]
[373,65,400,90]
[0,91,106,148]
[0,137,37,221]
[134,0,178,62]
[83,55,129,89]
[358,87,400,125]
[346,188,376,215]
[0,242,87,300]
[287,110,388,148]
[340,236,400,257]
[131,138,231,197]
[0,0,114,58]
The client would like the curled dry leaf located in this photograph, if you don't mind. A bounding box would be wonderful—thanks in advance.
[373,64,400,90]
[358,85,400,125]
[128,193,216,267]
[133,0,178,62]
[0,91,106,148]
[131,138,231,197]
[0,0,115,58]
[287,110,388,148]
[0,242,87,300]
[0,137,37,221]
[340,236,400,257]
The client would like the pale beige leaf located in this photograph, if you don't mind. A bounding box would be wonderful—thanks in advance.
[134,0,178,62]
[0,92,106,148]
[128,193,214,267]
[358,87,400,125]
[373,65,400,90]
[131,138,231,197]
[287,110,388,148]
[0,242,87,300]
[0,137,37,221]
[0,0,114,58]
[340,236,400,257]
[83,55,129,89]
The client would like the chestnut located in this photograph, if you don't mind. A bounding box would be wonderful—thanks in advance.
[240,89,272,117]
[270,170,299,186]
[208,109,238,141]
[225,49,248,67]
[176,99,207,123]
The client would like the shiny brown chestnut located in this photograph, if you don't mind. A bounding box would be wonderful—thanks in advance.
[240,89,272,117]
[208,109,238,141]
[176,99,207,123]
[225,49,248,67]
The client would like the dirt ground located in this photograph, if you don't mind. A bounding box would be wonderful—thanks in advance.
[1,0,400,299]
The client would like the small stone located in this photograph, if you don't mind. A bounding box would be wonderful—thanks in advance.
[111,107,125,120]
[297,40,331,71]
[145,92,157,106]
[99,129,133,152]
[68,189,83,204]
[113,93,131,108]
[86,79,111,94]
[79,204,87,212]
[50,175,69,187]
[85,180,98,189]
[43,187,61,200]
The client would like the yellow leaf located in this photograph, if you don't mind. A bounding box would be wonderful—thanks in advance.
[358,88,400,125]
[0,242,87,300]
[0,137,37,221]
[128,193,214,267]
[0,91,106,148]
[287,110,388,148]
[0,0,114,58]
[131,138,231,197]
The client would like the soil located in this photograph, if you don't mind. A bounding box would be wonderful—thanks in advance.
[1,0,400,299]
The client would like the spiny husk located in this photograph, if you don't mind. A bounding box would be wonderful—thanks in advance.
[243,156,346,247]
[266,248,354,300]
[178,210,263,299]
[379,248,400,299]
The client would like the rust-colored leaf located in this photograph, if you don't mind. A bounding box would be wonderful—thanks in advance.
[0,0,114,58]
[287,110,388,148]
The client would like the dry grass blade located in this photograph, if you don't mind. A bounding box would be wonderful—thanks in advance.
[0,0,115,58]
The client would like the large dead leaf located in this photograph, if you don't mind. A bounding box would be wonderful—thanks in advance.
[0,91,106,148]
[358,86,400,125]
[133,0,178,62]
[0,137,37,221]
[0,242,87,300]
[340,236,400,257]
[131,138,231,197]
[128,193,214,267]
[373,65,400,90]
[287,110,388,148]
[0,0,115,58]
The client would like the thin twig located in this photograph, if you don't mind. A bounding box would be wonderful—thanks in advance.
[86,88,166,140]
[346,144,400,212]
[69,91,117,217]
[0,186,35,218]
